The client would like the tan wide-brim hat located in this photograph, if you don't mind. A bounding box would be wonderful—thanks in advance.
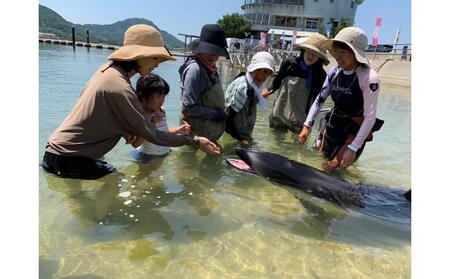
[298,33,330,65]
[108,24,176,61]
[320,27,370,66]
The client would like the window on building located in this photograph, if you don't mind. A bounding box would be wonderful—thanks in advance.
[305,18,319,30]
[330,0,334,3]
[247,13,256,24]
[254,13,269,25]
[286,17,298,27]
[284,0,303,4]
[275,16,286,27]
[351,2,355,8]
[262,13,269,25]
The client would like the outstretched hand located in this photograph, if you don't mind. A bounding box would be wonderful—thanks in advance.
[339,148,356,168]
[262,88,273,98]
[298,126,310,145]
[177,123,191,135]
[194,136,221,155]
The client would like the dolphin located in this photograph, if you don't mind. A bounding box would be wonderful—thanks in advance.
[234,148,411,220]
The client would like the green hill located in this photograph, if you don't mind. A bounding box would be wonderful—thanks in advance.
[39,5,184,49]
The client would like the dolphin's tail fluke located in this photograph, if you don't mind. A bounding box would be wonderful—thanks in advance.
[403,189,411,202]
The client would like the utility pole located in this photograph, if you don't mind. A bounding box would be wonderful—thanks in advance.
[391,27,401,60]
[71,26,75,49]
[86,29,91,47]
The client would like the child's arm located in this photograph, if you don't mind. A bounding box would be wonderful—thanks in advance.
[131,136,144,148]
[130,112,155,147]
[169,123,191,135]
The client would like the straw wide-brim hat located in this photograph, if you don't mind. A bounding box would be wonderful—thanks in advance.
[108,24,176,61]
[298,33,330,65]
[247,51,275,72]
[320,27,370,66]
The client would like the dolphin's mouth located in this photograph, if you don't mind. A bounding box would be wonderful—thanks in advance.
[235,148,251,165]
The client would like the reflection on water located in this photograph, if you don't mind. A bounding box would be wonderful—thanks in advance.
[40,44,410,278]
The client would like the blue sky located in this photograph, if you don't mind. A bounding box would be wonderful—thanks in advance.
[39,0,411,44]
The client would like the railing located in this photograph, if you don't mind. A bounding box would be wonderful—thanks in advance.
[228,44,412,72]
[243,0,304,5]
[229,48,301,72]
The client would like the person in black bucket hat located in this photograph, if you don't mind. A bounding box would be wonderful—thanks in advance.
[179,24,230,144]
[187,24,229,59]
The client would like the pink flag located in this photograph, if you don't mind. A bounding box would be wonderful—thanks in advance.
[375,17,382,27]
[372,38,378,46]
[292,30,298,47]
[260,32,266,47]
[372,17,382,46]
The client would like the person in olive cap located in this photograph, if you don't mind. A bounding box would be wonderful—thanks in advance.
[298,27,384,172]
[42,24,220,180]
[265,33,329,134]
[179,24,230,143]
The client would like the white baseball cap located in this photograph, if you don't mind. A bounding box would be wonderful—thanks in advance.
[247,51,275,72]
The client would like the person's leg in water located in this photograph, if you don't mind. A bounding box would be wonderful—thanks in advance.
[42,151,116,179]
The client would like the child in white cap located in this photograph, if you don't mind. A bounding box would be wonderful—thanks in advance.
[298,27,384,172]
[224,51,275,145]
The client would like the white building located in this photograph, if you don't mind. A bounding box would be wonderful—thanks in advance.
[242,0,364,37]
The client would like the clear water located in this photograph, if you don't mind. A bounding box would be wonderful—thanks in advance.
[39,44,411,279]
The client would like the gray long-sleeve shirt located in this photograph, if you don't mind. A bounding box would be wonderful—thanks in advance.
[179,57,221,119]
[46,63,194,159]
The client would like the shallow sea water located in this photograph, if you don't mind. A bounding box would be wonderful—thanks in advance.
[39,44,411,279]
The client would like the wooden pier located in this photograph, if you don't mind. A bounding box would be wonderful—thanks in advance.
[39,38,119,50]
[39,39,188,57]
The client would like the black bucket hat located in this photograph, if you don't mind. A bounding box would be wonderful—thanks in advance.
[188,24,230,59]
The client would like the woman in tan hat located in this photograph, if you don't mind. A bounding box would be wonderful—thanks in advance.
[265,33,329,134]
[179,24,230,143]
[298,27,383,172]
[42,24,220,179]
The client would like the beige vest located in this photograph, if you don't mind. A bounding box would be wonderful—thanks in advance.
[269,76,310,133]
[183,82,225,141]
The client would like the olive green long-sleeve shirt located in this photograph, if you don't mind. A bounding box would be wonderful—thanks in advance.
[46,63,194,159]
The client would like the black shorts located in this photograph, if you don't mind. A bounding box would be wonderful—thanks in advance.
[42,151,116,179]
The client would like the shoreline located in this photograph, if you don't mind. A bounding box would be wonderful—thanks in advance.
[222,54,411,89]
[39,41,411,89]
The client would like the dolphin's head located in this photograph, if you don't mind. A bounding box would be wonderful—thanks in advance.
[235,148,283,171]
[235,148,299,184]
